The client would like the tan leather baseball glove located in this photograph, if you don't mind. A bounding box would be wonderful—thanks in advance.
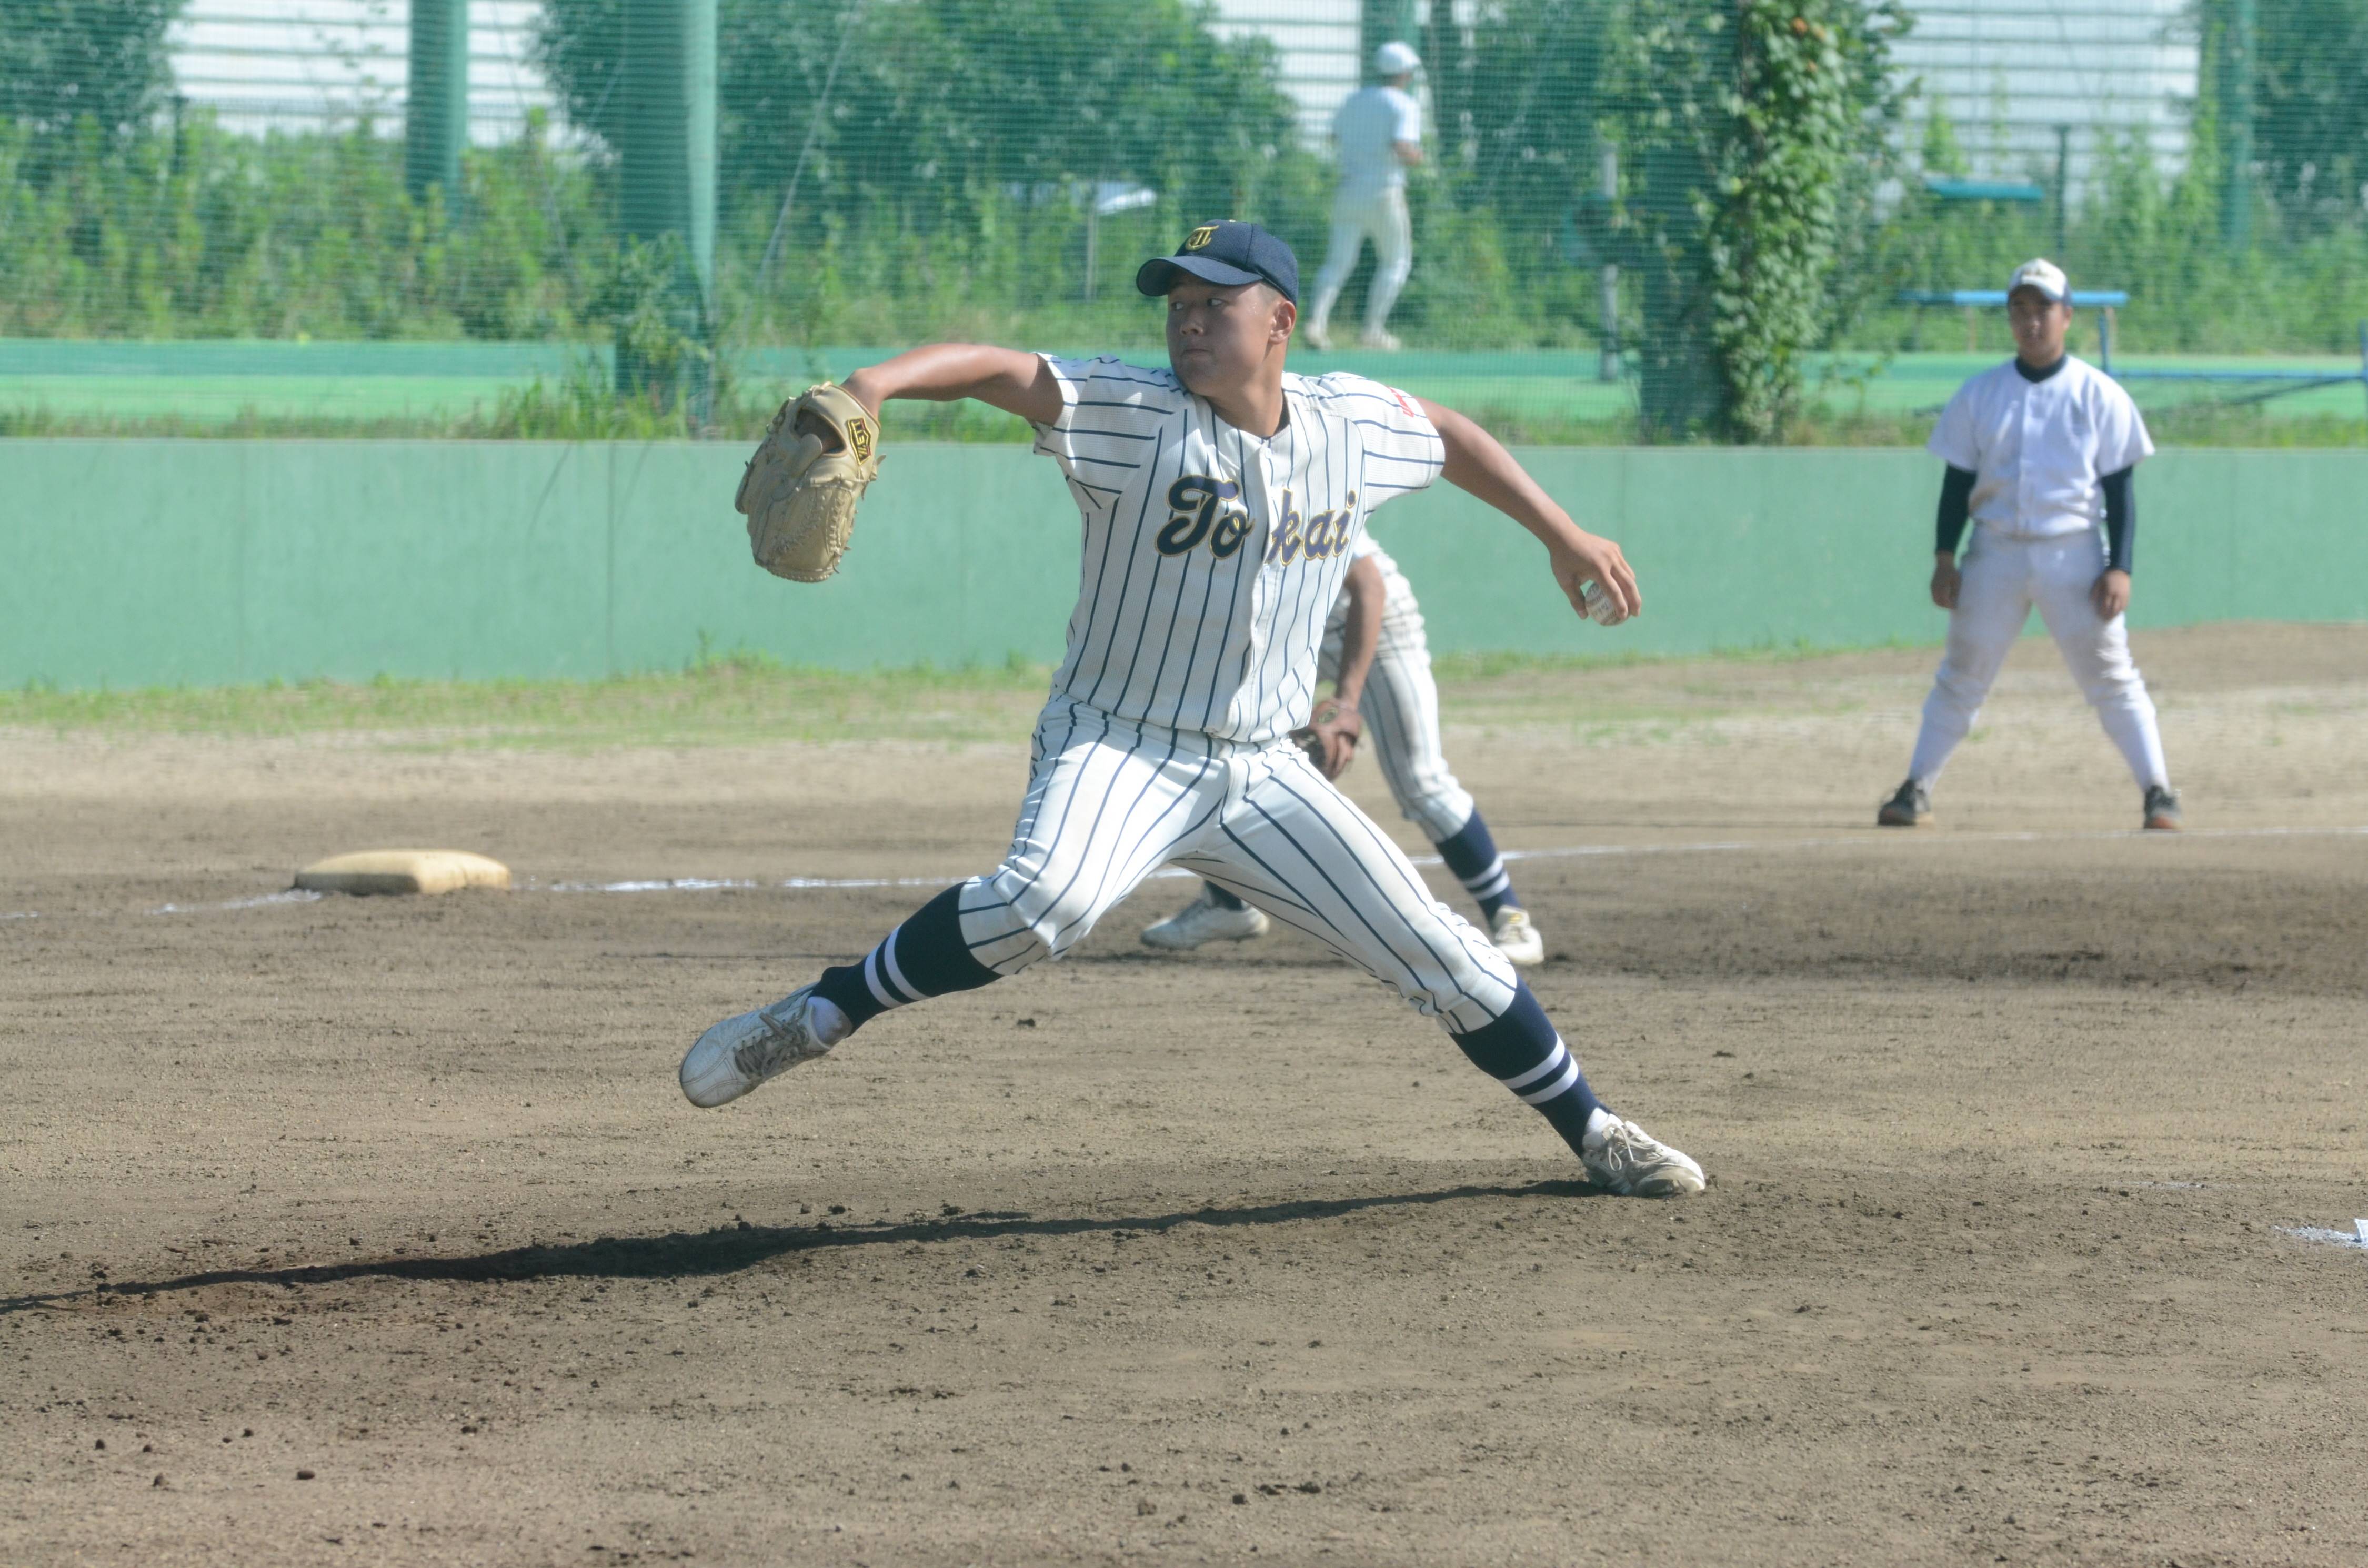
[734,383,884,582]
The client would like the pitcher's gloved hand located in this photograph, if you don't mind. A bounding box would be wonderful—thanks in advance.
[735,383,884,582]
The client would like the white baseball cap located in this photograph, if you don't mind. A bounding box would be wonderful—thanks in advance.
[1373,40,1421,77]
[2007,258,2070,303]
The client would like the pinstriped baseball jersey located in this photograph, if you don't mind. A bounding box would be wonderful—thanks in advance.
[1031,355,1445,747]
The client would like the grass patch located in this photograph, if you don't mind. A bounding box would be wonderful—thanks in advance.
[1428,636,1928,682]
[1,652,1057,749]
[4,639,1940,750]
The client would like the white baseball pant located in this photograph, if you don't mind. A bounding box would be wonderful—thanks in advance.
[1307,188,1413,339]
[1907,529,2170,790]
[1317,554,1476,843]
[957,697,1518,1033]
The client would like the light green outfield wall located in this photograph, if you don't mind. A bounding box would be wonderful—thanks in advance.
[3,441,2362,690]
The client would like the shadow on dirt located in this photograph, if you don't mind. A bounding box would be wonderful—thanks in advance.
[3,1178,1601,1315]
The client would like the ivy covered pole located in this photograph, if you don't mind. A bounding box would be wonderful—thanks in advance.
[403,0,468,211]
[1612,0,1895,440]
[1704,0,1861,441]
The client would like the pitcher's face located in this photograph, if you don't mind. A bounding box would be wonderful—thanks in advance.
[1166,280,1295,399]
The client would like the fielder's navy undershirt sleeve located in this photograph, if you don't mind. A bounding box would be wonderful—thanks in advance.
[1935,464,1976,555]
[2100,465,2136,573]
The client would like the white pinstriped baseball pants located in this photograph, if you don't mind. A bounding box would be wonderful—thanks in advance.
[956,697,1519,1033]
[1317,551,1476,844]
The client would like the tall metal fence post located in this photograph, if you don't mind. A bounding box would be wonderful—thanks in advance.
[403,0,468,212]
[1597,144,1620,383]
[2052,124,2070,260]
[1362,0,1420,74]
[616,0,719,417]
[2218,0,2255,247]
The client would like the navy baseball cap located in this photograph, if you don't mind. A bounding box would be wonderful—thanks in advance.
[1135,220,1299,304]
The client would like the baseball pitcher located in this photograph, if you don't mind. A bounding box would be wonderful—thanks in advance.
[688,220,1702,1198]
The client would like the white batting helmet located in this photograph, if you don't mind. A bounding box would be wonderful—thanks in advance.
[1373,41,1421,77]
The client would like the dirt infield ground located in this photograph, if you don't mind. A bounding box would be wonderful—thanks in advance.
[5,623,2366,1567]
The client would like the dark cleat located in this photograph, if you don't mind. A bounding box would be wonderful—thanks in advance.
[2142,785,2183,831]
[1876,779,1932,828]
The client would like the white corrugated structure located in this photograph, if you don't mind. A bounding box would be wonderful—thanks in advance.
[168,0,558,142]
[1889,0,2200,193]
[1205,0,1363,145]
[165,0,1368,147]
[165,0,2198,195]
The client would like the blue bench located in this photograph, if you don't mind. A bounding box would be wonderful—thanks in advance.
[1896,290,2368,411]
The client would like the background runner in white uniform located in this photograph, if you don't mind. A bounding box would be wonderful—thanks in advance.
[1879,258,2178,831]
[1141,531,1548,963]
[678,220,1702,1198]
[1304,41,1424,352]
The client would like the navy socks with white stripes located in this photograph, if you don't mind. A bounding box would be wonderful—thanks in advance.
[1434,810,1520,922]
[812,886,999,1036]
[1449,981,1603,1154]
[812,889,1599,1158]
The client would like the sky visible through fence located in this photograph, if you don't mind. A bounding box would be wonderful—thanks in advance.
[1,0,2363,437]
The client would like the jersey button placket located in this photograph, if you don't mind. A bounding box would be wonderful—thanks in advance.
[2019,386,2038,524]
[1236,440,1280,737]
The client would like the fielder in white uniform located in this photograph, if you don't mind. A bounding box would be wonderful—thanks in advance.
[1139,532,1549,964]
[1304,41,1424,353]
[679,220,1703,1198]
[1879,259,2180,831]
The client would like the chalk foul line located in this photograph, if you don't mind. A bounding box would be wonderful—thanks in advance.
[532,822,2368,894]
[148,889,325,916]
[122,822,2367,913]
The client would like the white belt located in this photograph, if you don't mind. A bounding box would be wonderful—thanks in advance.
[1975,521,2096,544]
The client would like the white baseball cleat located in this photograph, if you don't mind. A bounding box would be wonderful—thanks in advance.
[1580,1113,1706,1198]
[1302,323,1333,352]
[1140,886,1269,951]
[1357,329,1402,351]
[1490,906,1545,966]
[679,986,835,1108]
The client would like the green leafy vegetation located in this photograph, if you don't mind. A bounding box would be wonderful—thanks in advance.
[5,383,2354,446]
[1,0,2362,443]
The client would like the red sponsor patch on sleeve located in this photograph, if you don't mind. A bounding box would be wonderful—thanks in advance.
[1390,387,1421,417]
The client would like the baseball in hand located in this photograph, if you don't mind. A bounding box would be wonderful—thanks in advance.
[1581,580,1629,627]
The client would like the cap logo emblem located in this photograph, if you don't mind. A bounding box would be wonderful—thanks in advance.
[1184,225,1217,252]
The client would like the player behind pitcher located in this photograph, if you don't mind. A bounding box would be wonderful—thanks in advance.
[679,220,1702,1197]
[1878,259,2180,831]
[1140,533,1548,965]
